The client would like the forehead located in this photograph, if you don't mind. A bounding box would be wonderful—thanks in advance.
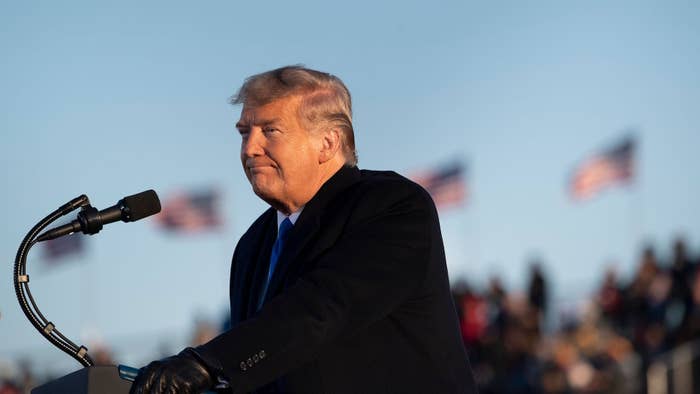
[238,95,302,125]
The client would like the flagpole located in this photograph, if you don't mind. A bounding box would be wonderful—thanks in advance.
[629,133,644,268]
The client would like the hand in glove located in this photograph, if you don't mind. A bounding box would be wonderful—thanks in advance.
[129,348,218,394]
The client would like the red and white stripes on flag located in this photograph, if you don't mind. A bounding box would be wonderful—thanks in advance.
[410,161,467,211]
[156,188,223,233]
[569,136,635,200]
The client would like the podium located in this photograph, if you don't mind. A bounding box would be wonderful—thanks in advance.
[31,366,132,394]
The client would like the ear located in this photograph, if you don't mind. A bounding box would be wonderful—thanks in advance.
[318,127,342,164]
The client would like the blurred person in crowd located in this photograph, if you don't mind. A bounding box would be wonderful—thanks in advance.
[640,322,668,362]
[91,344,115,366]
[538,360,570,394]
[645,272,671,326]
[17,361,34,394]
[621,246,659,340]
[677,268,700,343]
[527,261,548,317]
[486,275,507,333]
[131,66,476,393]
[190,319,219,347]
[459,285,488,346]
[528,261,548,335]
[0,361,21,394]
[487,276,506,304]
[670,237,694,288]
[469,276,509,389]
[477,292,541,393]
[597,266,624,327]
[668,237,695,335]
[450,278,470,324]
[0,382,20,394]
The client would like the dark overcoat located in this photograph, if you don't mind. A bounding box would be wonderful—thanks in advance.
[198,165,477,393]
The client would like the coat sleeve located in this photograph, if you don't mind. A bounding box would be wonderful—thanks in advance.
[197,180,436,393]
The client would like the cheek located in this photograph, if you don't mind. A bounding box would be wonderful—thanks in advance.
[240,158,249,177]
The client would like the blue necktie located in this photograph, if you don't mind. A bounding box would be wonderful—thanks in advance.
[259,217,293,307]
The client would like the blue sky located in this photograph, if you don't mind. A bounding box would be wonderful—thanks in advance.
[2,1,699,374]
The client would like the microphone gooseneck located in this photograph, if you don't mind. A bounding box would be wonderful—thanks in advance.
[13,189,161,368]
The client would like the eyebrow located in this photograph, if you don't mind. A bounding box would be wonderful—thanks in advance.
[236,117,282,129]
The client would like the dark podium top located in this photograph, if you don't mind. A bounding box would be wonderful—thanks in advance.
[32,366,131,394]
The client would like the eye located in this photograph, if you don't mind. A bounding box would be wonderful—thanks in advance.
[237,127,250,137]
[263,126,278,134]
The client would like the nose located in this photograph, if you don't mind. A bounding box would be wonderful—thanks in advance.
[241,128,265,158]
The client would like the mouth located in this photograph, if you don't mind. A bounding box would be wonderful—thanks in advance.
[246,163,276,174]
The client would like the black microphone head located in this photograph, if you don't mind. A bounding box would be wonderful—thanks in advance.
[121,189,161,222]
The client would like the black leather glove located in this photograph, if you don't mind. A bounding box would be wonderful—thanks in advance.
[129,348,217,394]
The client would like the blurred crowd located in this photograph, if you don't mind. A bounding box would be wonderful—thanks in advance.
[3,238,699,393]
[455,237,700,393]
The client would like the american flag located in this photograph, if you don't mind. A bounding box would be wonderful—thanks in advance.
[157,188,223,233]
[569,136,635,200]
[410,161,467,211]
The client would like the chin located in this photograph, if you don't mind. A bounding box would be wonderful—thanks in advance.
[251,184,277,204]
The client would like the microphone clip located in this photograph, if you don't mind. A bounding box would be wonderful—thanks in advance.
[76,205,104,235]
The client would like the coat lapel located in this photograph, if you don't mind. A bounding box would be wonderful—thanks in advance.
[263,213,320,303]
[242,210,277,319]
[263,165,361,303]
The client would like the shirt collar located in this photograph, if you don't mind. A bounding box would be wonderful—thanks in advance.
[277,207,303,228]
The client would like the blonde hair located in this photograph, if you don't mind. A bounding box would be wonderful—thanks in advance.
[231,65,358,165]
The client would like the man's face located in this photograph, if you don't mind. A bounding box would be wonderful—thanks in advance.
[236,96,323,213]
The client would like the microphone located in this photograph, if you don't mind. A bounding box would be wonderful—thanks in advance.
[36,190,161,242]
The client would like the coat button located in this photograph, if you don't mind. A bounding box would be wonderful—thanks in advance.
[259,350,266,359]
[247,358,254,367]
[253,354,260,363]
[240,361,247,372]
